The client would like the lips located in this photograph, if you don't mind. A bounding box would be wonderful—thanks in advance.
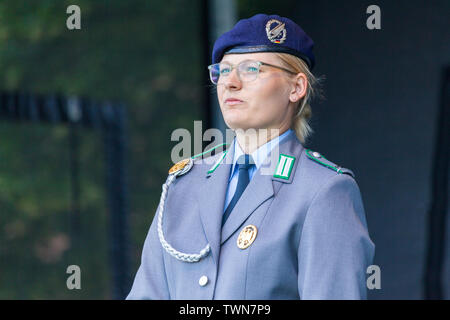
[224,98,244,105]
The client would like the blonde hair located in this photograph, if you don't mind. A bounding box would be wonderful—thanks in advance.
[274,53,323,144]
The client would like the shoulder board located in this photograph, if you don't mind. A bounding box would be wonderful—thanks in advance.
[305,149,355,178]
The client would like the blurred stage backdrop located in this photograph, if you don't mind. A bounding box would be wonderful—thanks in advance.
[0,0,448,299]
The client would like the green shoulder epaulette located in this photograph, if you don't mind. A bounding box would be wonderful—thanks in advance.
[305,149,355,177]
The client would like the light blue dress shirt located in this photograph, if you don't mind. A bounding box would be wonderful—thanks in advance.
[224,129,293,211]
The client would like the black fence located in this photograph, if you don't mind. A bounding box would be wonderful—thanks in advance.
[0,91,131,299]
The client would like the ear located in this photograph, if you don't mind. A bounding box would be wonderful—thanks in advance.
[289,73,307,103]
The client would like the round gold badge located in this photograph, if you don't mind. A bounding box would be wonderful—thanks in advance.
[169,158,191,175]
[237,225,258,249]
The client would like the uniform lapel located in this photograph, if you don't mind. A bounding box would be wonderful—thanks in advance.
[220,131,303,245]
[195,143,234,265]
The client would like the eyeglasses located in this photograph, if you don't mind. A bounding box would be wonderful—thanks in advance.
[207,59,296,85]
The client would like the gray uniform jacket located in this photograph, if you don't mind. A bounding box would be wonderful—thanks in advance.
[127,131,375,299]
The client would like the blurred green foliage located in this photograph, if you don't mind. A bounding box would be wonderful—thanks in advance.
[0,0,203,299]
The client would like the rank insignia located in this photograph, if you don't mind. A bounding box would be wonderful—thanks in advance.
[273,153,296,180]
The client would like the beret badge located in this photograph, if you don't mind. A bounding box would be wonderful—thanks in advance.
[265,19,287,44]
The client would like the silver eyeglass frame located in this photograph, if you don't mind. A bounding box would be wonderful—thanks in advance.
[207,59,297,85]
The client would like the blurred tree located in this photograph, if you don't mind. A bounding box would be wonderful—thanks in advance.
[0,0,203,299]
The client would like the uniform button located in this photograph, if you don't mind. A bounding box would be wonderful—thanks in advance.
[313,152,321,158]
[199,275,208,287]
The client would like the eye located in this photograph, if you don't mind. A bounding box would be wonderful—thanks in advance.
[220,66,231,75]
[246,66,258,73]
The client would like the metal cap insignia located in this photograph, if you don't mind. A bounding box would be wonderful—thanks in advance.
[237,225,258,249]
[265,19,287,44]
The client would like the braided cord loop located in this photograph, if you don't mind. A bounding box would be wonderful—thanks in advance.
[157,162,210,263]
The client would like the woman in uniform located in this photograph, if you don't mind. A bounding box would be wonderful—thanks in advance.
[127,14,375,300]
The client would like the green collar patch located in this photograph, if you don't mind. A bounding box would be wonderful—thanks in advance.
[273,153,296,180]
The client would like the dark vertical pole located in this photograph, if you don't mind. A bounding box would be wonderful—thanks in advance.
[424,66,450,299]
[68,122,81,237]
[201,0,213,133]
[103,103,130,299]
[68,97,82,240]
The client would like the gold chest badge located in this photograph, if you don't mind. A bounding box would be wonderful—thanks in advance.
[237,225,258,249]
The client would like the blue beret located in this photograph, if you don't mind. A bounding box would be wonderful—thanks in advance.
[212,14,315,70]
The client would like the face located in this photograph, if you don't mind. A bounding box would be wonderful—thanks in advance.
[216,52,297,132]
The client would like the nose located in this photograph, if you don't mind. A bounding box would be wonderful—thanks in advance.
[223,68,242,90]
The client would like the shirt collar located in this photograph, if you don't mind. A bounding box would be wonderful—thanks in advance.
[229,129,293,181]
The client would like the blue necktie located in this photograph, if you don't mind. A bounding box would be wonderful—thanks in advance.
[222,154,255,226]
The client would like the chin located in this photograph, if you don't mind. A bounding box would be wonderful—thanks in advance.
[223,112,265,131]
[223,114,246,129]
[225,121,255,132]
[224,120,244,130]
